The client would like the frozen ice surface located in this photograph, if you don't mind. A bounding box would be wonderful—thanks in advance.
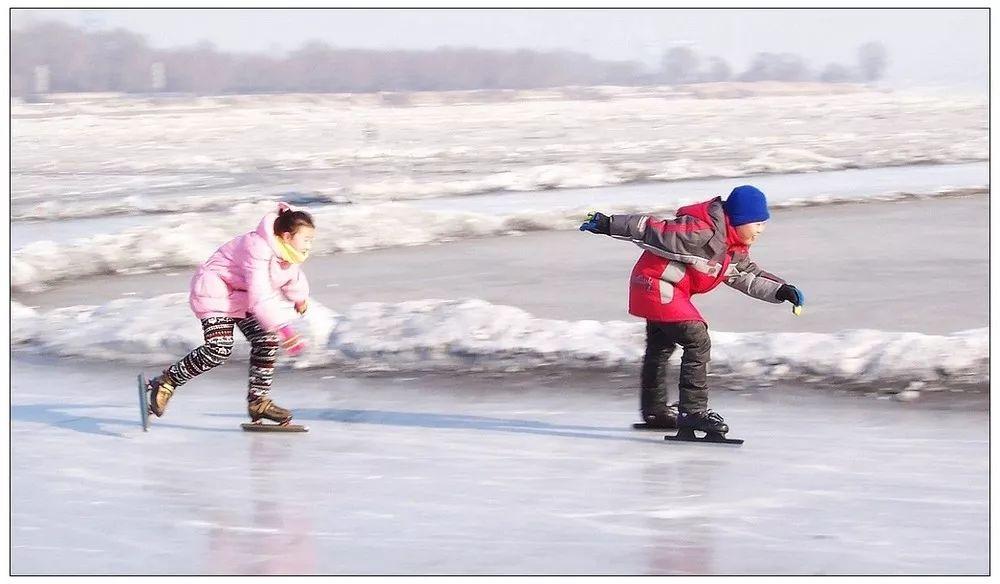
[11,357,987,575]
[9,88,989,574]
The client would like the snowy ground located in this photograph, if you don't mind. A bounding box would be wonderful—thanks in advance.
[10,194,990,575]
[11,162,987,293]
[10,356,988,575]
[11,89,986,221]
[10,87,989,575]
[13,196,989,390]
[20,194,985,332]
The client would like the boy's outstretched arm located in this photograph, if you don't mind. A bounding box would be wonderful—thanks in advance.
[580,211,713,260]
[725,254,805,313]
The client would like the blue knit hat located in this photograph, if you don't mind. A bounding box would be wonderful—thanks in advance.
[723,185,770,226]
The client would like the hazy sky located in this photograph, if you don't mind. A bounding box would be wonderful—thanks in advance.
[12,8,989,88]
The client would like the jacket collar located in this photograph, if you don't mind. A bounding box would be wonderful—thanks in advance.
[674,197,748,259]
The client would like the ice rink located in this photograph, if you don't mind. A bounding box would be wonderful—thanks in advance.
[11,111,990,574]
[11,355,988,575]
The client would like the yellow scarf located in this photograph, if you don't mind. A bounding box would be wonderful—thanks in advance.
[275,236,308,264]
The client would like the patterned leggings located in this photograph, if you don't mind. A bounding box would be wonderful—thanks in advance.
[161,315,280,401]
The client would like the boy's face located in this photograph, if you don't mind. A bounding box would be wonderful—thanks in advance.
[282,226,315,255]
[735,221,766,245]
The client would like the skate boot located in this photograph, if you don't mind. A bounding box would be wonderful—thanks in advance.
[247,396,293,426]
[641,402,679,429]
[146,375,176,418]
[676,409,729,438]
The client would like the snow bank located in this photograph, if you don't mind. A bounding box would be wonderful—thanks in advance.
[11,296,988,386]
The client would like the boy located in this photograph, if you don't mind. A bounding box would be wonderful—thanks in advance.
[580,185,804,436]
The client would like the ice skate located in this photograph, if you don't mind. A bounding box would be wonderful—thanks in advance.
[146,375,175,418]
[633,402,679,430]
[242,397,308,432]
[136,373,175,431]
[248,396,293,424]
[666,409,743,445]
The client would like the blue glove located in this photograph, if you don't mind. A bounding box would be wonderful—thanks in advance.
[579,212,611,235]
[776,284,804,315]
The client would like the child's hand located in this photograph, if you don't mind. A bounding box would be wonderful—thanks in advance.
[776,284,805,315]
[294,300,308,315]
[580,212,611,235]
[277,324,307,356]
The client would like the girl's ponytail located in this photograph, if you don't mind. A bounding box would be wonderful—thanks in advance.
[274,206,315,236]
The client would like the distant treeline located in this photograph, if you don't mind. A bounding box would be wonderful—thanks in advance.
[11,21,888,96]
[660,43,888,84]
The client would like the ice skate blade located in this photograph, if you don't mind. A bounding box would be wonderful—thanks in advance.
[665,428,743,445]
[241,422,309,433]
[632,422,677,431]
[136,374,150,432]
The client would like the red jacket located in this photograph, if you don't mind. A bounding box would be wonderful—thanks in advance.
[608,198,785,323]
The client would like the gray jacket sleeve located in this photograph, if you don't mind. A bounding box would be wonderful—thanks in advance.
[608,213,715,263]
[724,254,786,303]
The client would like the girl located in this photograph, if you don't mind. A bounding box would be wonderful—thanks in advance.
[143,202,315,426]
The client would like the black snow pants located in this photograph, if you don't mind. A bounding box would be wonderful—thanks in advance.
[640,320,712,416]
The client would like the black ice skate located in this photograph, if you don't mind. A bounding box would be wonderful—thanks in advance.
[632,403,679,430]
[665,409,743,445]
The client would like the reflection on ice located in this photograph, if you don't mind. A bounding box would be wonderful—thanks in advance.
[11,356,989,575]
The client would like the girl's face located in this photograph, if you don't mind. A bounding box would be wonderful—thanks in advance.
[281,226,315,255]
[735,221,766,245]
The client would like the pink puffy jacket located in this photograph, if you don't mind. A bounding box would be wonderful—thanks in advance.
[189,203,310,331]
